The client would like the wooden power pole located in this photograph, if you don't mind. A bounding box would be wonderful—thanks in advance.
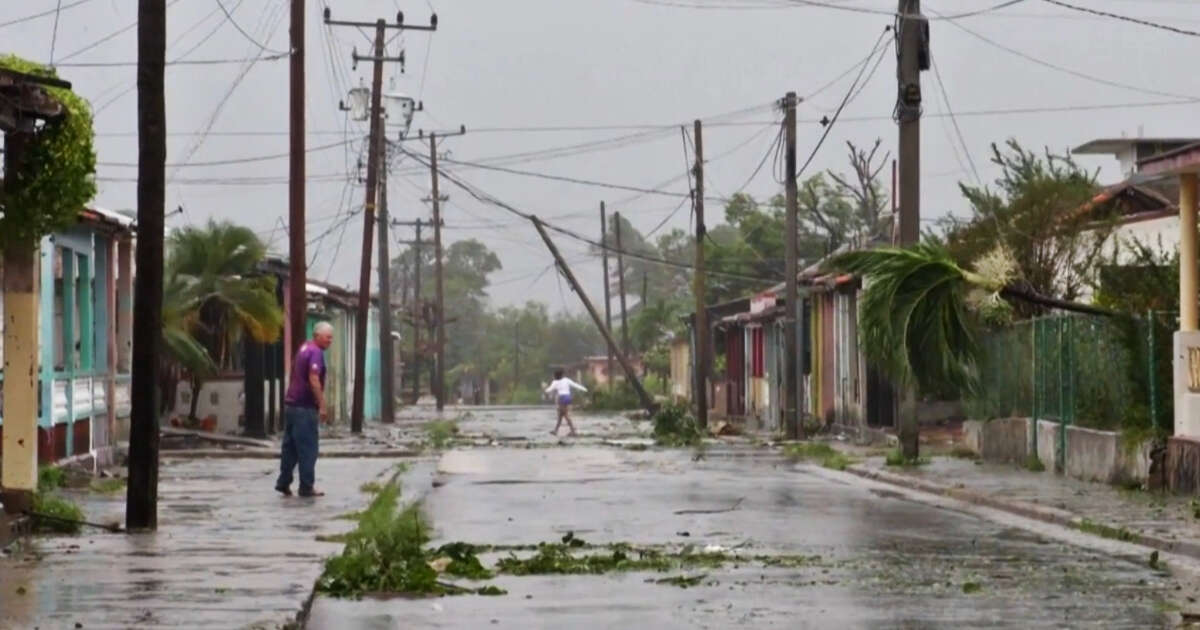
[128,0,166,531]
[615,212,630,355]
[288,0,306,359]
[377,152,395,423]
[600,201,614,387]
[325,9,435,431]
[692,119,709,429]
[531,218,657,416]
[395,219,426,404]
[897,0,925,459]
[430,133,447,411]
[783,91,801,440]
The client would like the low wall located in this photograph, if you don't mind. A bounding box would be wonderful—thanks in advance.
[963,418,1029,463]
[966,417,1154,487]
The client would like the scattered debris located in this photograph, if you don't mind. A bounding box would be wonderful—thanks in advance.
[962,581,983,594]
[650,574,708,588]
[674,497,744,515]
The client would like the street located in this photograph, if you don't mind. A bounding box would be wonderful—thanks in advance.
[307,407,1184,629]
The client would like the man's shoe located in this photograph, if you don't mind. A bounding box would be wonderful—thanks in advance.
[275,485,293,496]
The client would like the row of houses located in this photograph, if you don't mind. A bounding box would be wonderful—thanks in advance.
[669,135,1189,435]
[0,216,390,470]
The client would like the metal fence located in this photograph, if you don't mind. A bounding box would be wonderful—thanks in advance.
[967,312,1175,454]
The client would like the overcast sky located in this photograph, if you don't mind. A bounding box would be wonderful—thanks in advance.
[6,0,1200,313]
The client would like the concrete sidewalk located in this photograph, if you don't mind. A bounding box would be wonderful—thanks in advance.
[842,454,1200,562]
[0,450,430,630]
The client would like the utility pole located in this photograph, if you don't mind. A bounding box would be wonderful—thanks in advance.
[692,119,709,429]
[430,133,447,411]
[514,321,520,388]
[128,0,166,531]
[396,219,426,404]
[615,212,630,355]
[325,9,435,432]
[531,217,657,416]
[377,152,395,423]
[897,0,926,459]
[783,91,801,440]
[288,0,306,359]
[600,201,614,387]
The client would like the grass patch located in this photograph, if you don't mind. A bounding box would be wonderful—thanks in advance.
[948,445,979,460]
[652,402,703,447]
[38,466,66,492]
[30,492,84,534]
[88,478,126,494]
[884,449,930,468]
[820,452,855,471]
[316,481,505,598]
[1077,518,1136,543]
[1022,455,1046,472]
[651,573,707,588]
[494,543,823,576]
[961,581,982,594]
[784,443,856,470]
[425,420,460,450]
[359,481,384,494]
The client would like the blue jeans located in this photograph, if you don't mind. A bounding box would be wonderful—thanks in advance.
[276,406,319,494]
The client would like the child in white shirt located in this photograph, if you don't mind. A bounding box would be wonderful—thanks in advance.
[544,369,588,436]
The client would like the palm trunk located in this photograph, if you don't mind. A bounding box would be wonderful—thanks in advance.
[999,286,1116,318]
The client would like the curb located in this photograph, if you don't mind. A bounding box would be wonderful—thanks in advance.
[162,449,422,459]
[844,463,1200,562]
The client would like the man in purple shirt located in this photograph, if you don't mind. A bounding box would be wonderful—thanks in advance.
[275,322,333,498]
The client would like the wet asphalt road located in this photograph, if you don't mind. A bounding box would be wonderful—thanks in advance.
[307,408,1182,630]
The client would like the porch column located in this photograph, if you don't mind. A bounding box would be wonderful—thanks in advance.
[1,241,41,514]
[1177,172,1200,439]
[1182,173,1198,332]
[116,237,133,373]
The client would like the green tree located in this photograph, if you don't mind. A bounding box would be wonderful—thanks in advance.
[167,220,283,421]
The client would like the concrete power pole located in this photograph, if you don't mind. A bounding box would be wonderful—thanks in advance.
[288,0,306,359]
[395,219,425,404]
[377,153,395,423]
[692,119,709,430]
[897,0,926,459]
[128,0,167,531]
[615,212,630,355]
[783,91,801,440]
[600,201,614,387]
[325,9,436,432]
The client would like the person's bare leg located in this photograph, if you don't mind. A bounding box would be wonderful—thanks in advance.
[551,407,563,435]
[565,406,577,436]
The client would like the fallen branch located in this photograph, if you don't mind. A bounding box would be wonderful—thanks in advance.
[674,497,744,515]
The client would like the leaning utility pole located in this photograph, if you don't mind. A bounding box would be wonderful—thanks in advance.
[325,9,436,432]
[531,217,657,416]
[783,91,801,440]
[600,201,614,387]
[614,212,630,355]
[128,0,166,531]
[897,0,926,459]
[377,154,395,423]
[288,0,306,358]
[692,119,709,429]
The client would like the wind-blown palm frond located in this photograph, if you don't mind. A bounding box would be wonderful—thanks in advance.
[832,241,992,395]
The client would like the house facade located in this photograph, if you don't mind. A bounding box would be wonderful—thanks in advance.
[0,207,135,466]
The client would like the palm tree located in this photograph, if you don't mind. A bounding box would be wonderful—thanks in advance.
[159,275,215,417]
[166,220,283,422]
[832,240,1112,396]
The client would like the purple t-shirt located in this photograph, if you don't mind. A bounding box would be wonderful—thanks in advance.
[285,341,326,409]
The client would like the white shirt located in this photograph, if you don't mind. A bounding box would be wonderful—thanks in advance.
[544,378,587,396]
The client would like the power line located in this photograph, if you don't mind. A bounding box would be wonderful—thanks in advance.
[49,0,64,65]
[928,53,981,187]
[54,53,289,67]
[796,26,891,180]
[0,0,94,29]
[1041,0,1200,38]
[935,6,1199,101]
[636,0,1027,20]
[404,149,781,284]
[98,137,355,168]
[215,0,291,54]
[55,0,186,63]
